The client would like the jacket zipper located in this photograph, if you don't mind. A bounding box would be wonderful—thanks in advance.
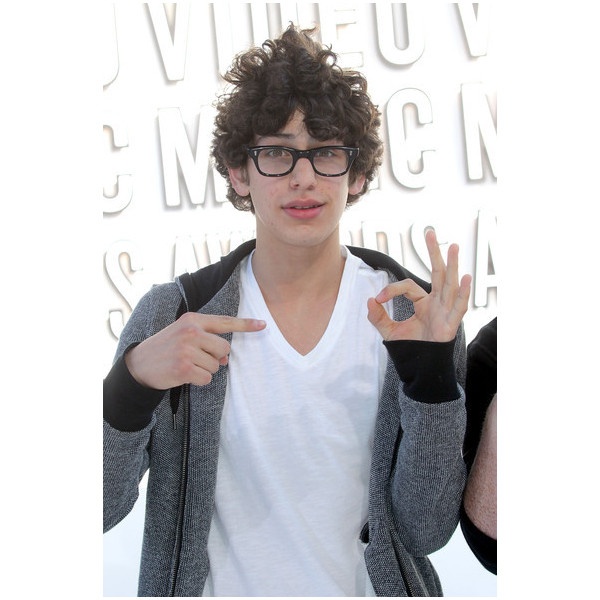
[168,384,190,596]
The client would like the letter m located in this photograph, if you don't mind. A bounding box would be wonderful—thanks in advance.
[157,106,216,207]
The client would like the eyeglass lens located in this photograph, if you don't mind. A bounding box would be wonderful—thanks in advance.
[257,147,351,176]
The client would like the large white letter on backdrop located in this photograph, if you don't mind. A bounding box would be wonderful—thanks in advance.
[103,117,132,215]
[147,3,191,81]
[102,3,119,87]
[362,220,405,264]
[157,106,223,208]
[474,209,497,307]
[375,2,425,65]
[461,82,497,180]
[105,240,147,338]
[387,88,435,189]
[457,2,492,57]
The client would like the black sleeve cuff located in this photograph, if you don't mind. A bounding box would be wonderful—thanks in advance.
[383,338,459,403]
[103,344,166,432]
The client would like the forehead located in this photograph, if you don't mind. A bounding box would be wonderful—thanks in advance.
[255,110,341,146]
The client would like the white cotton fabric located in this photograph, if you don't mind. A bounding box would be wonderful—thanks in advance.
[203,247,391,596]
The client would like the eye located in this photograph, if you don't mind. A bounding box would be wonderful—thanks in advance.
[313,147,336,159]
[264,147,288,158]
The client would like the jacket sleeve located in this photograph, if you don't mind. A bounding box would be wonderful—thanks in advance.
[384,323,467,556]
[103,418,154,532]
[103,283,180,532]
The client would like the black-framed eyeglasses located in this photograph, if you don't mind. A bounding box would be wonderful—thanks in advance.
[245,145,360,177]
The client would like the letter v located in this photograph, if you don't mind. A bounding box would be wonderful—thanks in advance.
[147,3,191,81]
[457,3,491,57]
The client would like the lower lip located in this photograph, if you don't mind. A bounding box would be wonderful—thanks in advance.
[283,206,323,220]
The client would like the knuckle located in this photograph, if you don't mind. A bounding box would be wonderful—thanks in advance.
[177,312,196,327]
[177,315,200,338]
[172,354,193,378]
[196,371,213,386]
[207,358,220,374]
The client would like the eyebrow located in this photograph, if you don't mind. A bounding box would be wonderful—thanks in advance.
[255,133,344,148]
[256,132,296,143]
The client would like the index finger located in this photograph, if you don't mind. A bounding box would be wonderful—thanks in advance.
[200,314,267,335]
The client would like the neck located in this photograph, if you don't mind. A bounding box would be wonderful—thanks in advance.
[251,236,345,304]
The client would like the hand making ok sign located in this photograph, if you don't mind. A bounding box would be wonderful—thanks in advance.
[367,228,472,343]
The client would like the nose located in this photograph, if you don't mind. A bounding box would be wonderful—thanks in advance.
[289,156,317,188]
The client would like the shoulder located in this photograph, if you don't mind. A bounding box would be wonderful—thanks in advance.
[134,281,183,317]
[115,280,183,355]
[347,245,431,292]
[178,239,256,312]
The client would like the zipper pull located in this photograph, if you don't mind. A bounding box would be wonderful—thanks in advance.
[170,385,182,431]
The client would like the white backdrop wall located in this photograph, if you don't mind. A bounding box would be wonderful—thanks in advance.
[102,2,497,596]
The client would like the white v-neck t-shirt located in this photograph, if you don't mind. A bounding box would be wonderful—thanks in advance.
[203,247,391,596]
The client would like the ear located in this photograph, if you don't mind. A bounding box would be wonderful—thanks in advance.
[348,173,366,196]
[227,166,250,197]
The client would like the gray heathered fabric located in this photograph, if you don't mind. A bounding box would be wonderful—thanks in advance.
[104,261,467,597]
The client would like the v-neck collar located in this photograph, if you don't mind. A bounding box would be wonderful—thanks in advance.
[241,247,359,368]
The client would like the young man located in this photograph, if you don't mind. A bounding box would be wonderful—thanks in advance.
[104,25,472,596]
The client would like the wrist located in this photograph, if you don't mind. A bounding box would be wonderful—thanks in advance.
[104,343,166,431]
[383,338,459,403]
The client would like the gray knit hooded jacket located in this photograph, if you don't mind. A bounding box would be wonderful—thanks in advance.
[103,242,467,597]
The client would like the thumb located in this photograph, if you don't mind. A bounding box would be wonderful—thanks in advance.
[367,297,393,339]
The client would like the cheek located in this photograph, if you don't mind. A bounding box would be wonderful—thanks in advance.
[250,185,280,223]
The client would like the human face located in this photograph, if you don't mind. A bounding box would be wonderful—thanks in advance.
[228,111,365,253]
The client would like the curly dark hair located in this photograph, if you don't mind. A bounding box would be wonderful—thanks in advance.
[211,24,383,212]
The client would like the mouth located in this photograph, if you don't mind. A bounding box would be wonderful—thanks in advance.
[282,201,325,219]
[283,200,324,210]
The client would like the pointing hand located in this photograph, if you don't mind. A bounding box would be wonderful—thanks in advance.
[125,313,266,389]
